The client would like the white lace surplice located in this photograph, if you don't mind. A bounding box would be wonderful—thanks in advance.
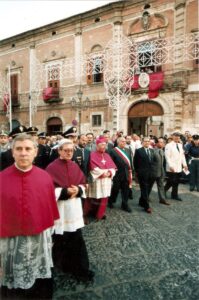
[54,188,85,234]
[0,229,53,289]
[88,167,116,199]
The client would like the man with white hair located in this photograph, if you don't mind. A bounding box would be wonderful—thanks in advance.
[84,136,116,221]
[164,132,188,201]
[109,137,133,213]
[46,139,94,282]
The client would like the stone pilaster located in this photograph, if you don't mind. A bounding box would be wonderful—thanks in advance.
[173,91,183,131]
[74,25,82,85]
[174,0,186,70]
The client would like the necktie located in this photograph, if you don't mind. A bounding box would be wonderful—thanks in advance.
[176,143,180,152]
[147,149,151,160]
[81,148,84,160]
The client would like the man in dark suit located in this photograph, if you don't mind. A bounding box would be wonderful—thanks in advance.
[149,138,170,205]
[109,137,133,213]
[34,132,51,169]
[0,125,27,171]
[133,137,155,213]
[102,130,114,154]
[73,134,90,178]
[73,134,91,225]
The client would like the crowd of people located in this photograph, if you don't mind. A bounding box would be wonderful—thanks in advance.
[0,125,199,299]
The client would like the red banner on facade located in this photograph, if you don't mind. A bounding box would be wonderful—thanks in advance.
[148,72,164,99]
[129,71,164,99]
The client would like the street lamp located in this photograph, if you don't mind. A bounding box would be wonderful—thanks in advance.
[71,88,90,134]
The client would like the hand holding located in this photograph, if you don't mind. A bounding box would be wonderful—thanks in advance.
[68,185,79,198]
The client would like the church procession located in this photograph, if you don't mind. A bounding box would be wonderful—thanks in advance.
[1,124,199,298]
[0,0,199,299]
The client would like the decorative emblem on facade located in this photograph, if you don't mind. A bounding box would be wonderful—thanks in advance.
[51,51,56,57]
[141,11,150,31]
[138,72,150,88]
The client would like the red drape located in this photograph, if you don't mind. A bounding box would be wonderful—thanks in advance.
[148,72,164,99]
[43,87,59,101]
[131,75,140,90]
[3,93,9,112]
[129,71,164,99]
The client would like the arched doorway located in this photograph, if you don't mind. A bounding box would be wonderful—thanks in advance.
[128,100,164,136]
[47,117,63,135]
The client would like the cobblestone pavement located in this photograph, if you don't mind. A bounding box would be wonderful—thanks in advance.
[53,184,199,300]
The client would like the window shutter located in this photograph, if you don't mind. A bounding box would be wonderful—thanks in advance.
[48,80,60,88]
[11,74,18,105]
[87,61,92,85]
[100,72,104,82]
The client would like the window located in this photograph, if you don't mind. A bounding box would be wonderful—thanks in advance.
[43,64,61,101]
[87,56,103,84]
[95,17,101,23]
[193,35,199,69]
[47,64,60,88]
[93,57,103,83]
[92,114,102,127]
[131,40,162,73]
[49,80,59,88]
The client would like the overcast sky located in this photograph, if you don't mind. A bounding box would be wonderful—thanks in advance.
[0,0,117,40]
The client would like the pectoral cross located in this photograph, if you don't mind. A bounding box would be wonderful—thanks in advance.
[101,155,106,164]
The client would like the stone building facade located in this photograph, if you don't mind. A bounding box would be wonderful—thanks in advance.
[0,0,198,136]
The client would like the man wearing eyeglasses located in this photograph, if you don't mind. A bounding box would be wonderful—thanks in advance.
[46,139,94,282]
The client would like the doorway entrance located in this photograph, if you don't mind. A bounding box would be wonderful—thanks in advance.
[47,117,63,135]
[128,100,164,136]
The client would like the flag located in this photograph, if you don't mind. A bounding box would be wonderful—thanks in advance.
[3,93,9,112]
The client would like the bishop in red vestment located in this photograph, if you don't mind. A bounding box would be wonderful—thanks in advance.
[84,137,116,220]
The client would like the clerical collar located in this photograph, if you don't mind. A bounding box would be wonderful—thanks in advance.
[15,163,33,173]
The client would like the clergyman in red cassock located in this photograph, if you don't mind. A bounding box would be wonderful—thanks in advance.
[0,133,59,299]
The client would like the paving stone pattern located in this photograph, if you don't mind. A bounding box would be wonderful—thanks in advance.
[53,184,199,300]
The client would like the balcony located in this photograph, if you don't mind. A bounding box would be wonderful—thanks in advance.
[42,87,63,103]
[128,71,164,99]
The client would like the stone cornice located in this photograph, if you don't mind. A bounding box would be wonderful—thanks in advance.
[175,0,186,10]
